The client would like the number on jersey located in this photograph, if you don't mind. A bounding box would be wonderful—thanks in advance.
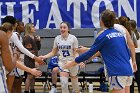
[62,50,70,57]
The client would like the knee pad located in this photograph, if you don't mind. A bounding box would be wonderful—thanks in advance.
[60,77,69,93]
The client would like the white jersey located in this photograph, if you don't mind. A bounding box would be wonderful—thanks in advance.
[114,24,127,42]
[53,34,78,62]
[9,32,34,58]
[114,24,134,72]
[9,32,23,52]
[9,32,25,76]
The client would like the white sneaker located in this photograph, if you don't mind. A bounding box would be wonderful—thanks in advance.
[49,86,57,93]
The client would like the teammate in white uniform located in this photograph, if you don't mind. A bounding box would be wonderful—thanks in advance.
[129,20,140,93]
[2,16,44,65]
[2,16,42,93]
[114,23,136,71]
[12,21,25,93]
[1,22,42,93]
[9,28,44,63]
[40,22,81,93]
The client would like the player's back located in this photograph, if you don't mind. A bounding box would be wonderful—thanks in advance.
[98,28,133,76]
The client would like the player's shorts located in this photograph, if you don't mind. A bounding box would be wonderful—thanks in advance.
[109,76,133,90]
[14,54,24,77]
[0,66,8,93]
[58,60,79,76]
[14,67,24,77]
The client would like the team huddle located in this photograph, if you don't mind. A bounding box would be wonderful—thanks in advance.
[0,9,140,93]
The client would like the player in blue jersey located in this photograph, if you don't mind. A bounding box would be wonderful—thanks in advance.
[63,9,137,93]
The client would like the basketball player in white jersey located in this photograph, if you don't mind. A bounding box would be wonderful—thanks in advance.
[39,22,81,93]
[1,22,42,93]
[2,16,43,93]
[129,19,140,93]
[2,16,44,65]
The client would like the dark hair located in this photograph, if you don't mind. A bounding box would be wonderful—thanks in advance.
[129,20,139,40]
[129,20,136,30]
[114,18,120,24]
[127,17,130,21]
[0,22,13,33]
[16,20,24,32]
[118,16,129,26]
[60,22,71,33]
[16,20,24,25]
[2,16,16,25]
[119,16,132,35]
[100,9,116,28]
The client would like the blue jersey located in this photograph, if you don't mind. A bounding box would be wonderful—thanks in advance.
[75,28,133,76]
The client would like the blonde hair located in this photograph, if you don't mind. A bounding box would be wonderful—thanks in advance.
[24,23,33,36]
[1,22,13,32]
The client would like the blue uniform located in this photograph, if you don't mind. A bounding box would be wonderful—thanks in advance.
[75,28,133,76]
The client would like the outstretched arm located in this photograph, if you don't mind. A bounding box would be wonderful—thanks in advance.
[77,46,101,60]
[10,33,44,64]
[39,48,58,59]
[16,61,42,77]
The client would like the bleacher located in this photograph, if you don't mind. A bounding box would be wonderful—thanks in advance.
[36,28,100,55]
[30,28,139,92]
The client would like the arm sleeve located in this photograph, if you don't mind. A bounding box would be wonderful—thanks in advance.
[75,36,105,63]
[10,33,35,58]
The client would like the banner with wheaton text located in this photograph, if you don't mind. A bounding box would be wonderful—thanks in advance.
[0,0,139,29]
